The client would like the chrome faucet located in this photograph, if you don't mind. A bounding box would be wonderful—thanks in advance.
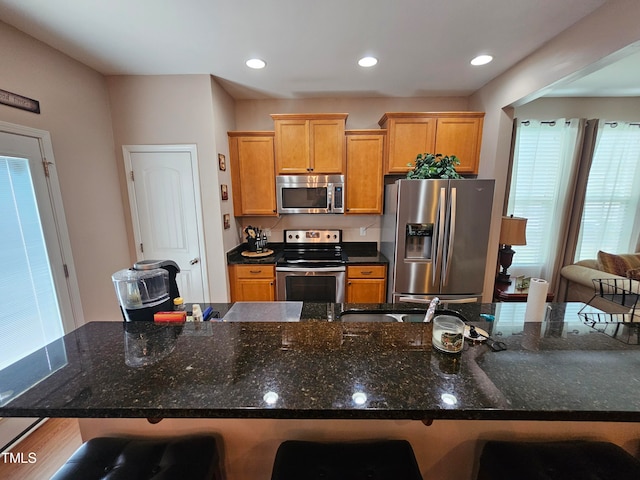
[424,297,440,322]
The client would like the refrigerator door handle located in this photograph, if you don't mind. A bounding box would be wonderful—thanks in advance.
[397,295,479,304]
[433,187,446,285]
[443,187,457,286]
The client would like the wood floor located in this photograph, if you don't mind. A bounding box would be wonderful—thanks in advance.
[0,418,82,480]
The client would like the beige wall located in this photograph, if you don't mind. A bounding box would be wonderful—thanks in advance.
[235,96,470,130]
[2,0,640,314]
[470,0,640,301]
[516,96,640,120]
[211,77,242,256]
[0,21,129,322]
[106,74,234,302]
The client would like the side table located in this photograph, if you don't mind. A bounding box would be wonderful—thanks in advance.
[494,281,555,303]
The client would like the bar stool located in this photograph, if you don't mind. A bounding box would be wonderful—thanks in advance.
[477,440,640,480]
[51,434,224,480]
[270,439,424,480]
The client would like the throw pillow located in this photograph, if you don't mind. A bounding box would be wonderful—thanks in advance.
[627,267,640,281]
[597,251,640,276]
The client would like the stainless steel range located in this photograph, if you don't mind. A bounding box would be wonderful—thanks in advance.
[276,229,347,302]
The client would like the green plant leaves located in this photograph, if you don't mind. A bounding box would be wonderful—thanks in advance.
[406,153,462,179]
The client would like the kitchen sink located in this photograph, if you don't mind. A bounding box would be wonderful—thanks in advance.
[338,311,428,323]
[337,309,467,323]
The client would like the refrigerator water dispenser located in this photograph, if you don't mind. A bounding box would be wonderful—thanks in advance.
[405,223,433,260]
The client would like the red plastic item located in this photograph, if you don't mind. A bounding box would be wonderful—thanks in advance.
[153,311,187,322]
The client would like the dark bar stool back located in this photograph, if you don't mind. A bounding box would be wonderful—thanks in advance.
[271,439,424,480]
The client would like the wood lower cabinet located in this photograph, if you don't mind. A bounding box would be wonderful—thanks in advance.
[228,132,277,216]
[272,113,347,174]
[346,265,387,303]
[379,112,484,175]
[229,264,276,302]
[345,130,385,214]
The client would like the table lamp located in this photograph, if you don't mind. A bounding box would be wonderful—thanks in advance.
[497,215,527,284]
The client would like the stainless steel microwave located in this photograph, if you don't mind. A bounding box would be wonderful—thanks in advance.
[276,175,344,214]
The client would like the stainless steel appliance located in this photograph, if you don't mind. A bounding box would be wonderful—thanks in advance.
[276,175,344,214]
[381,179,495,303]
[276,229,347,302]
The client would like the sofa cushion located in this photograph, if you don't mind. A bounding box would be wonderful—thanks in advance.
[597,251,640,276]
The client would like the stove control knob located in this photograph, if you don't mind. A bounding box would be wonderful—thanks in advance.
[295,234,300,239]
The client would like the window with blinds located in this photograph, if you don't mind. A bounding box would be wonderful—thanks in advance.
[0,156,64,372]
[507,119,580,279]
[575,122,640,260]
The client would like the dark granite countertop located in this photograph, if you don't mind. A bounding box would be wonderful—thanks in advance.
[2,302,640,422]
[226,241,388,265]
[226,242,283,265]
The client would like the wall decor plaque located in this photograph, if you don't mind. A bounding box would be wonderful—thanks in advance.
[0,89,40,114]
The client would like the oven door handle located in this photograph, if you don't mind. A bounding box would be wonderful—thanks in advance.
[276,266,346,273]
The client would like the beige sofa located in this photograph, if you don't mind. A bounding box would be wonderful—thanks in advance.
[560,254,640,312]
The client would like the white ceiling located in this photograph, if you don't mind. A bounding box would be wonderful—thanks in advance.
[1,0,635,100]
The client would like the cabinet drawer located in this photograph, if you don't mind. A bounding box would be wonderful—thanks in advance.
[347,265,386,279]
[234,265,275,279]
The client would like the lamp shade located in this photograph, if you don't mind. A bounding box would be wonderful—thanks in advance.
[499,216,527,246]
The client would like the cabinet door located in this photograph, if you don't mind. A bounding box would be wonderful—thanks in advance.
[346,132,384,214]
[229,134,277,216]
[347,279,386,303]
[435,117,483,174]
[235,279,276,301]
[387,118,436,174]
[346,265,387,303]
[229,265,276,302]
[274,119,310,173]
[310,119,345,173]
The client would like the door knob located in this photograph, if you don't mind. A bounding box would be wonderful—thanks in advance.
[190,258,199,265]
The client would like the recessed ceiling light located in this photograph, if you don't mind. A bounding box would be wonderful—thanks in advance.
[358,56,378,67]
[470,55,493,66]
[246,58,266,69]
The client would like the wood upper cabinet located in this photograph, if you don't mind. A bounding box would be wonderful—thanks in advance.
[272,113,347,174]
[345,130,385,214]
[379,112,484,175]
[382,115,436,174]
[347,265,387,303]
[228,264,276,302]
[228,132,277,216]
[433,115,483,174]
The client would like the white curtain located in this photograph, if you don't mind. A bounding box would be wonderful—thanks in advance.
[575,121,640,259]
[507,119,582,282]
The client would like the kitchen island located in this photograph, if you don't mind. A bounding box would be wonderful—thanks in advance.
[2,302,640,480]
[2,301,640,421]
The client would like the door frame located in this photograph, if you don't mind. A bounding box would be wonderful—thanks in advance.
[0,121,83,331]
[0,120,83,450]
[122,144,210,301]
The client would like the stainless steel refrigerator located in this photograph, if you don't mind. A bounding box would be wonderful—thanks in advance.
[381,179,495,303]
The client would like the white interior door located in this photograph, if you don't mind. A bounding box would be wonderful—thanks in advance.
[123,145,209,302]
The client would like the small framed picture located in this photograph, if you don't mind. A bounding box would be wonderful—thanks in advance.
[221,184,228,201]
[218,153,226,171]
[223,213,230,229]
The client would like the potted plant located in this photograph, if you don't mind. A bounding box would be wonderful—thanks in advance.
[406,153,462,179]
